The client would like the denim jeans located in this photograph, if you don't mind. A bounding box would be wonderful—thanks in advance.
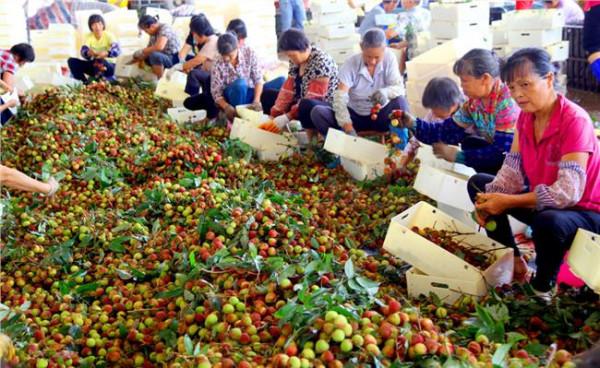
[223,77,286,107]
[279,0,307,32]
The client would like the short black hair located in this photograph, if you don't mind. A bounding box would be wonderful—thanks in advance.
[421,77,463,109]
[217,32,239,55]
[226,19,247,40]
[453,48,502,79]
[88,14,105,31]
[10,43,35,63]
[190,14,215,37]
[138,14,158,29]
[501,47,557,87]
[278,29,310,52]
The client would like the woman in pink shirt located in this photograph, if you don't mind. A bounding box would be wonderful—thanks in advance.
[467,48,600,299]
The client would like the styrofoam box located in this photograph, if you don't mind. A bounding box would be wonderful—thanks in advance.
[430,20,488,40]
[382,201,514,284]
[330,47,361,65]
[493,46,509,58]
[311,0,349,16]
[16,62,63,85]
[145,7,173,25]
[567,229,600,293]
[375,13,398,27]
[155,71,189,102]
[324,128,387,164]
[236,105,268,123]
[112,24,140,38]
[409,36,491,70]
[48,23,77,35]
[318,34,360,51]
[304,23,320,42]
[119,37,146,49]
[406,62,455,82]
[508,28,563,48]
[115,56,157,81]
[414,164,474,211]
[15,75,34,93]
[407,98,428,118]
[430,1,490,24]
[319,23,355,40]
[504,9,565,31]
[167,107,207,123]
[407,267,486,303]
[230,118,299,161]
[340,157,385,181]
[509,41,569,62]
[313,9,357,26]
[491,20,508,46]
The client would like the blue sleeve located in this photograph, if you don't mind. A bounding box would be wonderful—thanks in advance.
[415,117,467,145]
[452,104,475,126]
[462,131,514,169]
[108,42,121,58]
[81,45,91,60]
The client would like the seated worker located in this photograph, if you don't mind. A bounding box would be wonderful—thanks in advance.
[359,0,400,36]
[179,14,218,96]
[132,15,181,79]
[68,14,120,83]
[0,43,35,124]
[307,28,408,137]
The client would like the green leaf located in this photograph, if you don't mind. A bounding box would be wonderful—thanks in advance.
[492,343,512,367]
[75,282,100,295]
[524,343,548,356]
[156,287,184,299]
[109,236,130,253]
[506,332,527,345]
[184,335,194,355]
[189,251,197,268]
[152,219,161,234]
[344,259,355,279]
[355,276,379,290]
[310,237,319,249]
[331,305,360,321]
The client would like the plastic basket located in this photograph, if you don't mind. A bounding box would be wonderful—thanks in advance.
[504,9,565,31]
[413,164,474,211]
[406,267,487,304]
[508,28,563,48]
[324,128,388,165]
[382,201,514,284]
[567,229,600,293]
[430,1,489,24]
[230,118,299,161]
[167,107,207,124]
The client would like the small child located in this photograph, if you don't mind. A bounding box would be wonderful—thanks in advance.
[399,77,463,168]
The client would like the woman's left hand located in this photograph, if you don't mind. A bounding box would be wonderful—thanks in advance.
[475,193,512,216]
[432,143,458,162]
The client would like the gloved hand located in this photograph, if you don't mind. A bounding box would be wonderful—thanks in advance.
[370,89,389,107]
[591,59,600,82]
[46,177,60,197]
[224,104,237,121]
[249,101,263,112]
[273,114,290,129]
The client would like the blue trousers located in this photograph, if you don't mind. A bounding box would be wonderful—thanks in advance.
[223,77,286,107]
[279,0,307,32]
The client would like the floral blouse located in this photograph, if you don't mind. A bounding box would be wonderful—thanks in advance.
[210,45,262,101]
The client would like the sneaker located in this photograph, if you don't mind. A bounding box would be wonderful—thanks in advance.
[531,287,552,303]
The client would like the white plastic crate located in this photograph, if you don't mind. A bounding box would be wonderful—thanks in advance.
[324,128,387,164]
[508,28,563,48]
[414,164,474,211]
[311,0,348,16]
[167,107,207,124]
[230,118,299,161]
[330,47,360,65]
[319,23,355,39]
[313,8,356,26]
[318,34,360,51]
[430,20,488,40]
[567,229,600,293]
[430,1,490,24]
[340,157,385,181]
[407,267,486,304]
[504,9,565,31]
[155,71,189,102]
[382,201,514,284]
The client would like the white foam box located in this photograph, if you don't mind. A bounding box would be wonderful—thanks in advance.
[382,201,514,284]
[311,0,349,16]
[330,46,361,65]
[236,105,268,123]
[508,28,563,48]
[230,118,299,161]
[430,1,490,24]
[115,56,157,81]
[313,8,357,26]
[375,13,398,27]
[324,127,387,164]
[567,229,600,293]
[15,75,34,93]
[406,61,455,82]
[414,164,474,211]
[304,23,320,42]
[504,9,565,31]
[167,107,206,123]
[319,23,355,39]
[406,267,486,303]
[340,157,385,181]
[155,71,189,102]
[112,23,140,38]
[318,34,360,51]
[430,20,488,40]
[16,62,63,85]
[119,37,146,49]
[407,98,428,118]
[145,7,173,25]
[491,20,508,46]
[493,45,510,58]
[509,41,569,62]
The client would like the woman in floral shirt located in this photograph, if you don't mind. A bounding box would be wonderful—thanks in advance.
[264,29,339,130]
[397,49,520,174]
[210,33,285,121]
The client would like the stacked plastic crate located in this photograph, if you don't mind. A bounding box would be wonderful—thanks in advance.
[307,0,359,65]
[504,9,568,62]
[0,1,27,49]
[429,1,490,48]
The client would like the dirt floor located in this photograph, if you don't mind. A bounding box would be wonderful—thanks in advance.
[567,88,600,123]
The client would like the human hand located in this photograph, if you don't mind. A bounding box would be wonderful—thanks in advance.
[224,104,237,121]
[342,123,357,136]
[513,255,530,283]
[432,143,459,162]
[475,192,511,216]
[273,114,290,129]
[370,90,389,107]
[182,61,194,73]
[249,101,263,112]
[46,177,59,197]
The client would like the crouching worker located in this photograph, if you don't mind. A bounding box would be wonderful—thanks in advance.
[133,15,181,78]
[68,14,120,83]
[468,48,600,299]
[308,28,408,137]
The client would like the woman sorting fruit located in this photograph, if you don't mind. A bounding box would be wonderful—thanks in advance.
[210,33,286,122]
[68,14,120,83]
[263,29,339,131]
[179,14,219,100]
[396,49,520,174]
[308,28,408,137]
[132,15,181,79]
[467,48,600,299]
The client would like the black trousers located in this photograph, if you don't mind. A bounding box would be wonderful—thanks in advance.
[468,173,600,291]
[68,58,115,82]
[583,4,600,54]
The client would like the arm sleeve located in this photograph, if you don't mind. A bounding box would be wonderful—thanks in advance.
[81,45,91,60]
[415,117,467,145]
[108,42,121,58]
[210,64,225,101]
[333,89,351,127]
[270,76,296,117]
[534,161,587,210]
[485,152,526,194]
